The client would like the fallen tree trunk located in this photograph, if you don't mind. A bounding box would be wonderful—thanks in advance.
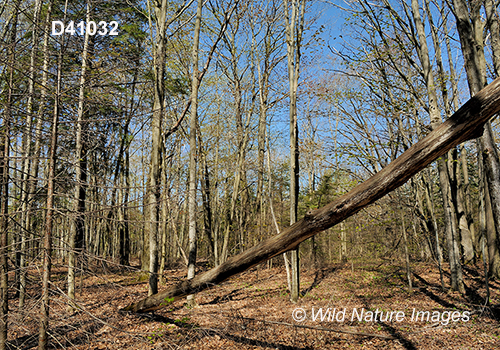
[123,77,500,313]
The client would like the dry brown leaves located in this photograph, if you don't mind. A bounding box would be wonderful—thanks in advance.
[7,260,500,349]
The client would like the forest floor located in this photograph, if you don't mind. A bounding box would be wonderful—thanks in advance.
[7,258,500,349]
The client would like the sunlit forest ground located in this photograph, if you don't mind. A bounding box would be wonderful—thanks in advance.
[6,258,500,349]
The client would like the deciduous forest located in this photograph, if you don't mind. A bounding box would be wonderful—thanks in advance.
[1,0,500,349]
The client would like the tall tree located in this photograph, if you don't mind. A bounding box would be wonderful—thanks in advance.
[409,0,464,292]
[450,0,500,278]
[0,105,9,350]
[0,0,20,345]
[39,0,63,346]
[218,4,254,264]
[187,0,203,308]
[68,0,91,310]
[0,98,8,350]
[19,0,43,308]
[284,0,305,303]
[253,0,283,241]
[423,0,474,264]
[147,0,169,296]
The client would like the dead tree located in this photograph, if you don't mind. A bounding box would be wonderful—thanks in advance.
[122,77,500,313]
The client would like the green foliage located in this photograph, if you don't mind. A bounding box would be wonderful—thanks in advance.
[166,75,190,96]
[301,172,338,212]
[159,297,175,307]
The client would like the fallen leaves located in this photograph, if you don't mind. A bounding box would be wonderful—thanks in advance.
[6,261,500,349]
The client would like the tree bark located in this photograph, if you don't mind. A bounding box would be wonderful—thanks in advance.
[39,1,64,346]
[423,170,445,289]
[117,67,137,267]
[451,0,500,269]
[484,176,500,277]
[147,0,169,296]
[0,112,9,350]
[219,14,252,264]
[122,77,500,312]
[68,0,90,311]
[254,1,282,240]
[439,4,477,261]
[158,142,169,284]
[401,211,413,293]
[425,0,474,264]
[485,0,500,76]
[0,0,22,344]
[19,0,43,308]
[411,0,464,292]
[28,1,53,264]
[186,0,203,308]
[118,148,130,266]
[284,0,305,304]
[200,145,215,260]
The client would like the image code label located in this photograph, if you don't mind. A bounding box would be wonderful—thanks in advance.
[52,21,119,36]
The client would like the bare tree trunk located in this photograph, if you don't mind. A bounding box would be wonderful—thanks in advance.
[122,77,500,313]
[253,1,281,242]
[485,0,500,76]
[484,0,500,277]
[187,0,203,308]
[439,4,477,258]
[39,1,64,346]
[265,139,291,289]
[423,170,445,290]
[485,179,500,277]
[425,0,475,264]
[27,1,53,265]
[116,49,140,267]
[451,148,475,263]
[141,147,148,271]
[411,0,465,292]
[68,0,90,311]
[175,198,188,264]
[220,131,250,264]
[460,145,476,250]
[256,73,268,233]
[480,147,500,278]
[0,25,14,350]
[119,148,130,266]
[147,0,169,296]
[158,145,169,284]
[19,0,43,309]
[339,221,347,262]
[199,146,215,261]
[118,75,136,267]
[401,212,413,293]
[0,1,22,345]
[451,0,500,275]
[219,14,253,264]
[284,0,305,303]
[478,156,488,264]
[0,107,9,350]
[0,124,8,350]
[414,179,432,250]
